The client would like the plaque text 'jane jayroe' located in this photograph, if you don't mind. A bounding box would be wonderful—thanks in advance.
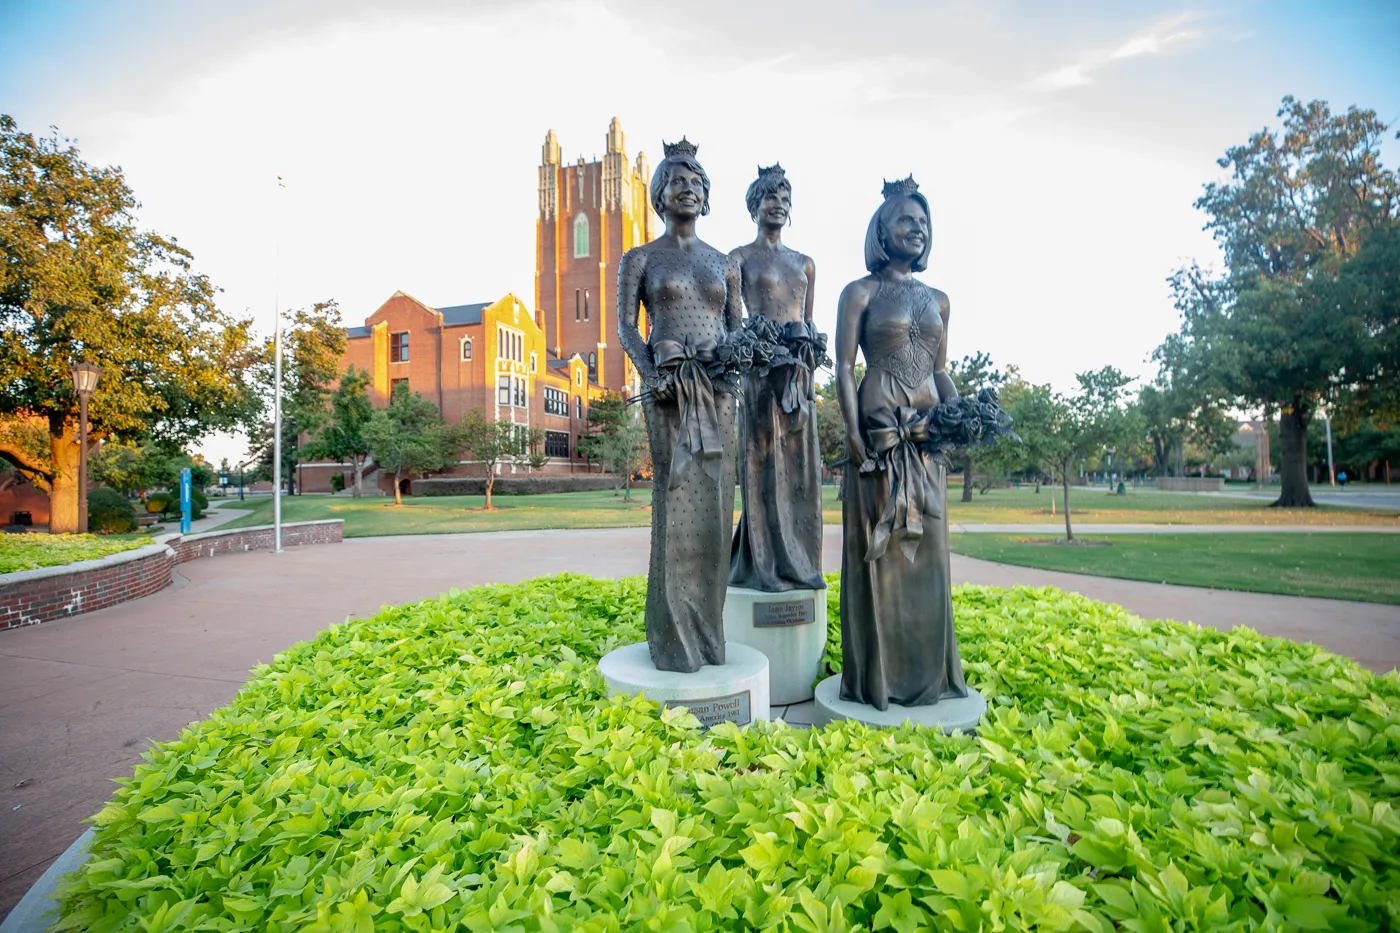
[753,598,815,628]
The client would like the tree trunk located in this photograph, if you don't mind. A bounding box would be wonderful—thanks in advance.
[484,468,494,510]
[48,421,82,534]
[961,456,974,502]
[623,473,631,502]
[1062,474,1074,541]
[393,471,403,507]
[1273,404,1316,508]
[351,456,363,498]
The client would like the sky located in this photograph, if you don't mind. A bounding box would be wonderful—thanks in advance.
[2,0,1398,464]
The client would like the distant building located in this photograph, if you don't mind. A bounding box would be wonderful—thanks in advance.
[297,291,607,494]
[536,118,654,397]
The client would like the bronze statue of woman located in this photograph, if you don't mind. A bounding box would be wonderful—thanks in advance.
[834,177,969,709]
[729,164,825,593]
[618,139,741,673]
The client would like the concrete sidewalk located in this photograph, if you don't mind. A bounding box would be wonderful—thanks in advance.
[950,523,1399,533]
[2,526,1397,920]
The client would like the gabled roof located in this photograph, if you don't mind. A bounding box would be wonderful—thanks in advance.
[438,302,491,326]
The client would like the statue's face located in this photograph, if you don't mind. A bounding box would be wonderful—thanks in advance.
[664,166,706,219]
[881,196,929,261]
[755,186,790,227]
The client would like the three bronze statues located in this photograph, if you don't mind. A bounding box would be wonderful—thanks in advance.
[619,140,997,716]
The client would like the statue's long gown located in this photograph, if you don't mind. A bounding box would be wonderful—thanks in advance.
[840,277,968,708]
[639,248,738,673]
[730,323,826,593]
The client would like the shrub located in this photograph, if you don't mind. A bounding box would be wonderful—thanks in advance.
[146,489,205,521]
[86,486,135,534]
[0,532,144,573]
[329,472,346,493]
[54,576,1400,931]
[146,492,174,516]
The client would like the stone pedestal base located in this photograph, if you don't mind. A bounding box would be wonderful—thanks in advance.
[813,675,986,732]
[598,642,770,728]
[722,586,827,705]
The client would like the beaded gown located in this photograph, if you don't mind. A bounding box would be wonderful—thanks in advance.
[840,276,968,708]
[624,244,739,673]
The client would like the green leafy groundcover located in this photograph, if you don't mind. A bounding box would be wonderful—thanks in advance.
[55,576,1399,932]
[0,533,145,574]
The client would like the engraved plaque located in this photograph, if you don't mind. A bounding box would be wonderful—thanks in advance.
[754,598,815,628]
[664,691,752,728]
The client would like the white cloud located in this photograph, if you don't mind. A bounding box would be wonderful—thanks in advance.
[1032,11,1205,92]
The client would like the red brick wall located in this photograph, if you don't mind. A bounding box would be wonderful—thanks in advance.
[0,521,343,632]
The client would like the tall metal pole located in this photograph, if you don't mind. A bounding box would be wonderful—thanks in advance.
[272,175,284,553]
[78,393,89,534]
[1324,408,1336,487]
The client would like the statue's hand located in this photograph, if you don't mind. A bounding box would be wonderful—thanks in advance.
[649,371,677,403]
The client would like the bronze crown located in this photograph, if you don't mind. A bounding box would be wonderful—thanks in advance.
[881,175,920,199]
[662,137,699,159]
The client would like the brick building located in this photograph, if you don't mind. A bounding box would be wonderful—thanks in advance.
[536,118,655,396]
[297,291,609,494]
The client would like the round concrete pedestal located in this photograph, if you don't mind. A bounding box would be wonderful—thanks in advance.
[598,642,770,728]
[722,586,827,705]
[813,675,986,732]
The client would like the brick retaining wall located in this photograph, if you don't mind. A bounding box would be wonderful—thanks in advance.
[0,520,342,632]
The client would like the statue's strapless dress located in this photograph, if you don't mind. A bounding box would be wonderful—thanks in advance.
[840,276,968,709]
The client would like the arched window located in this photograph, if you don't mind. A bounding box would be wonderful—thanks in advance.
[587,352,597,383]
[574,213,589,258]
[461,338,472,361]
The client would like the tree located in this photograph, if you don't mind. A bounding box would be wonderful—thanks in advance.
[458,411,540,510]
[362,383,457,507]
[303,366,374,497]
[947,352,1011,501]
[577,393,628,461]
[90,441,171,501]
[597,412,648,500]
[1009,368,1135,541]
[1170,96,1398,507]
[0,115,261,531]
[814,370,857,476]
[244,301,346,495]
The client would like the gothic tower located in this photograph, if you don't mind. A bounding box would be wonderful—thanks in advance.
[535,117,655,396]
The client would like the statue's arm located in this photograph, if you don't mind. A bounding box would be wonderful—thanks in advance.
[835,280,871,460]
[617,248,658,386]
[803,255,816,324]
[728,247,748,323]
[932,289,957,402]
[723,254,743,332]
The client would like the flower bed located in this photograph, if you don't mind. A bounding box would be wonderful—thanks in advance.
[0,533,146,574]
[54,576,1399,931]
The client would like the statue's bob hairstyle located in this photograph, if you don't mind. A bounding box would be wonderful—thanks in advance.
[650,154,711,218]
[864,190,932,274]
[745,164,791,222]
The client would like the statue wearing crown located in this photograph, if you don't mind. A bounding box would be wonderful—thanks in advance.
[616,138,743,674]
[823,176,977,715]
[727,164,827,594]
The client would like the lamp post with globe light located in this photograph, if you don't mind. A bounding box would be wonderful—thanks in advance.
[71,361,103,534]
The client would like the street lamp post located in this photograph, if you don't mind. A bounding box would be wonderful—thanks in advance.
[71,361,103,534]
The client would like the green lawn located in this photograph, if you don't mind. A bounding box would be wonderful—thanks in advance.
[0,533,149,574]
[215,484,1397,538]
[949,532,1400,604]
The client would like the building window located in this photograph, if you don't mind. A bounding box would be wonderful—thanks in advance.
[545,387,567,416]
[575,289,580,322]
[584,289,590,321]
[575,397,583,420]
[461,338,472,361]
[530,352,537,373]
[498,376,510,406]
[575,368,582,387]
[545,431,570,458]
[574,213,589,258]
[391,377,408,396]
[389,332,409,363]
[514,377,526,408]
[587,352,597,383]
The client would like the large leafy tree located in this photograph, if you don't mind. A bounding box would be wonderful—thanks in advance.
[363,383,457,507]
[0,116,261,531]
[245,301,346,494]
[458,411,544,510]
[947,352,1011,501]
[1170,96,1398,507]
[303,365,374,497]
[579,392,647,498]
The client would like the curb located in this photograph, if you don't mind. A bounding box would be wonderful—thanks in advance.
[0,829,92,933]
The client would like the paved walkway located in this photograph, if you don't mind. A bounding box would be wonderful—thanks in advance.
[950,523,1398,533]
[2,527,1398,920]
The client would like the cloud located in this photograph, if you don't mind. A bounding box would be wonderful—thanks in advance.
[1031,11,1204,92]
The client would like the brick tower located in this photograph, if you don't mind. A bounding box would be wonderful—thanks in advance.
[535,118,654,397]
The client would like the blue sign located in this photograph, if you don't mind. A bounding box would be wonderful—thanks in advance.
[180,467,192,534]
